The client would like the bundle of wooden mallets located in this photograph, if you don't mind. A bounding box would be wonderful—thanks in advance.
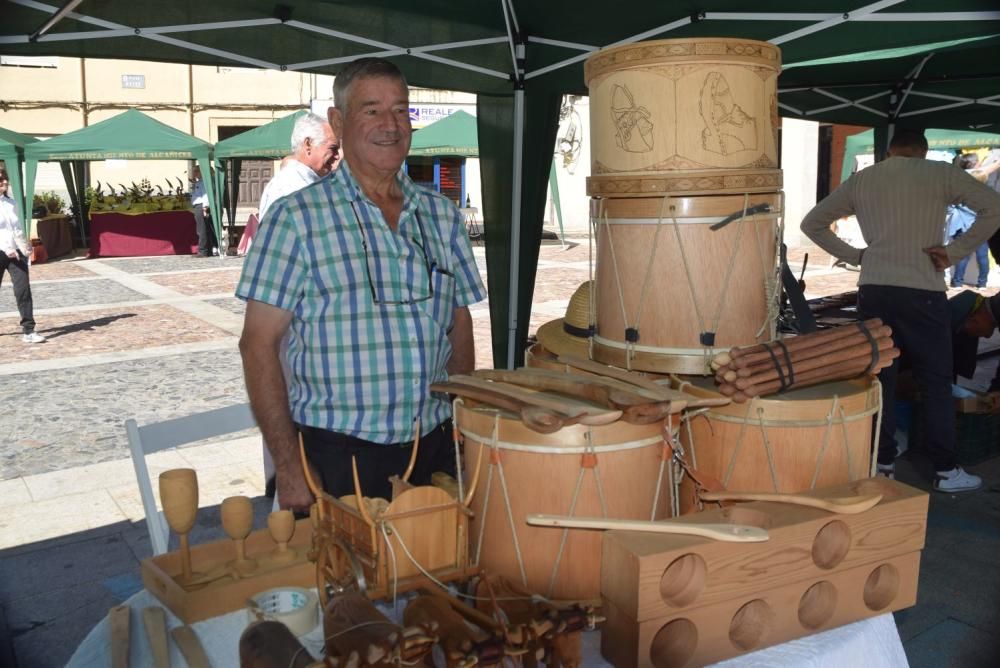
[710,319,899,402]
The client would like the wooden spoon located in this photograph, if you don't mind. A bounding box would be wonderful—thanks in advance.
[431,381,570,433]
[526,514,768,542]
[447,375,622,425]
[698,491,883,514]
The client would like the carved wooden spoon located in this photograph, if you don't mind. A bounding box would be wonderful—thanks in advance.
[526,514,768,542]
[698,491,883,514]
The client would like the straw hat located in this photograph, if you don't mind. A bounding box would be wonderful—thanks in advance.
[535,281,594,358]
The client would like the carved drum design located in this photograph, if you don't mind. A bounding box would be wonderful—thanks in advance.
[457,400,672,601]
[585,38,781,197]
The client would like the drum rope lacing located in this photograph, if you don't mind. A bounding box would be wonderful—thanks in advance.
[373,401,545,610]
[594,192,778,372]
[757,190,785,340]
[672,377,884,508]
[465,409,666,600]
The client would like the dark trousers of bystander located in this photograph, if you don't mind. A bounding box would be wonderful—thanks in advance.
[0,251,36,333]
[299,420,458,500]
[858,285,955,472]
[193,204,215,256]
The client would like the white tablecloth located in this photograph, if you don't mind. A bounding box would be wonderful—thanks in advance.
[68,589,908,667]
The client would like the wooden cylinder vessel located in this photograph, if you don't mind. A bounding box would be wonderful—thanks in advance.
[592,193,781,375]
[671,376,879,514]
[457,400,671,601]
[585,38,781,197]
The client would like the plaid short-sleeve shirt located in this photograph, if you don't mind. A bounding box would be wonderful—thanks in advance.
[236,162,486,444]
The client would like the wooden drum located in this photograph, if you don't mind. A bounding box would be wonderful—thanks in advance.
[671,376,880,514]
[592,193,781,375]
[457,400,671,601]
[585,38,781,197]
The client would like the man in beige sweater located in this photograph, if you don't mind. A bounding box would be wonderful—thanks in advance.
[801,129,1000,492]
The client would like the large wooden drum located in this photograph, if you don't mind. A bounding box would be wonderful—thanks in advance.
[592,193,781,375]
[457,401,671,601]
[671,376,880,514]
[585,38,781,197]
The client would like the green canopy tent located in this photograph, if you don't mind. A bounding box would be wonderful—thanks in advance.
[0,126,39,229]
[409,110,479,157]
[213,109,308,226]
[409,110,568,242]
[4,1,1000,367]
[23,109,222,249]
[841,128,1000,183]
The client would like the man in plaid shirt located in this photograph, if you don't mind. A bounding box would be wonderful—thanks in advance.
[237,58,486,510]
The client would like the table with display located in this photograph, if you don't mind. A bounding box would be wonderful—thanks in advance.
[67,587,907,668]
[88,208,199,258]
[30,214,75,259]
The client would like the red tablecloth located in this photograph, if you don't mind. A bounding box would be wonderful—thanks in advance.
[89,210,198,258]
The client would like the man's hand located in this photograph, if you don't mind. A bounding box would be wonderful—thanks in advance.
[923,246,952,271]
[276,463,315,513]
[5,250,17,259]
[985,391,1000,414]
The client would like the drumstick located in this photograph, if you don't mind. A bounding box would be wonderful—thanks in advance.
[728,349,898,401]
[721,325,894,380]
[723,319,883,362]
[732,337,895,390]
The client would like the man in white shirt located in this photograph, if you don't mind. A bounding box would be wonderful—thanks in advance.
[0,169,45,343]
[258,112,340,218]
[255,112,340,498]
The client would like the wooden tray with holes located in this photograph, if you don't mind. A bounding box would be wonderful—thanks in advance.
[141,518,315,623]
[602,550,920,668]
[601,476,927,622]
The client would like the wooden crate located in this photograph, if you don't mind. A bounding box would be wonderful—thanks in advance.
[142,518,315,623]
[602,550,921,668]
[601,477,927,622]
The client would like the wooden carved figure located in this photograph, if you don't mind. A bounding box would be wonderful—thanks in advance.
[324,593,437,666]
[404,595,506,667]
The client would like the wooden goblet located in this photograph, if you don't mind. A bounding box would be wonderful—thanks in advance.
[158,468,201,583]
[221,495,257,577]
[267,510,298,564]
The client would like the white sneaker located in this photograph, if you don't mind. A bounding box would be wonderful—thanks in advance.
[934,467,982,493]
[876,463,895,480]
[21,332,46,343]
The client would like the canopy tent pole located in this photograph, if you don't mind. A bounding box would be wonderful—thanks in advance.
[506,83,525,369]
[548,160,566,249]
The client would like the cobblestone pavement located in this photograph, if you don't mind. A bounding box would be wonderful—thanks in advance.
[1,239,995,483]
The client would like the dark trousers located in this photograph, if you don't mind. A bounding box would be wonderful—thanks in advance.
[858,285,955,471]
[193,205,215,256]
[299,420,458,500]
[0,251,36,333]
[989,229,1000,269]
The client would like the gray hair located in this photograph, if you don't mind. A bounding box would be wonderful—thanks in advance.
[333,58,408,111]
[290,112,330,152]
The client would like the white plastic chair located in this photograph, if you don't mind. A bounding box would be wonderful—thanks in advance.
[125,403,257,555]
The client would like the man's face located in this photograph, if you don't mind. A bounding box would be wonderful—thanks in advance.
[961,304,997,338]
[301,123,340,177]
[336,76,411,176]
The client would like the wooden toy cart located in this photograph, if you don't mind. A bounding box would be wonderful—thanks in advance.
[300,436,484,605]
